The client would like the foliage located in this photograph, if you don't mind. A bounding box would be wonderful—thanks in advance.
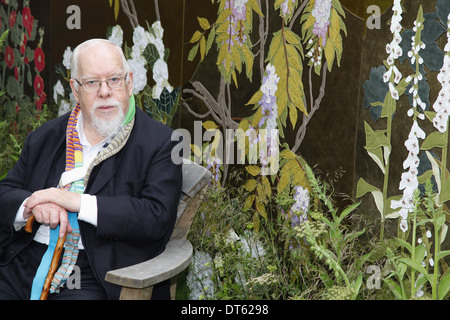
[0,0,50,179]
[357,0,450,300]
[186,0,347,230]
[186,159,371,300]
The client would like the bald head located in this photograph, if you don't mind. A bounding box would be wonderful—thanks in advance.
[70,39,130,81]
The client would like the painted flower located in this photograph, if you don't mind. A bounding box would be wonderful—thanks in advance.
[9,10,16,28]
[5,45,14,69]
[281,0,296,18]
[108,25,123,48]
[151,20,164,39]
[34,47,45,72]
[312,0,332,46]
[132,26,150,52]
[35,92,46,111]
[53,80,65,103]
[290,185,309,227]
[22,6,34,38]
[63,47,72,70]
[33,75,44,97]
[223,0,248,48]
[433,30,450,133]
[384,0,403,99]
[152,58,173,99]
[258,64,280,128]
[20,34,27,55]
[127,58,147,95]
[58,99,72,116]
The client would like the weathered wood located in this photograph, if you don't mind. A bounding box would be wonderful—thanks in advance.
[169,275,178,300]
[171,184,208,239]
[119,286,153,300]
[105,238,193,289]
[105,159,211,300]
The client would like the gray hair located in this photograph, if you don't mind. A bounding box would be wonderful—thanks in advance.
[70,38,130,87]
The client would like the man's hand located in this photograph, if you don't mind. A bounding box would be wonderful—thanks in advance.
[23,188,81,238]
[24,187,82,213]
[25,203,73,238]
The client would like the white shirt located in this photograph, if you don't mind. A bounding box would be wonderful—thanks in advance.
[14,111,106,249]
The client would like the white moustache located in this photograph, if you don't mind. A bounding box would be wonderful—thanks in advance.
[92,99,122,110]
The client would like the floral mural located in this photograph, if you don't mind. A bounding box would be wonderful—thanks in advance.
[0,0,48,178]
[1,0,450,300]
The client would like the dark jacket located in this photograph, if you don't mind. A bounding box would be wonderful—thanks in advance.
[0,107,182,299]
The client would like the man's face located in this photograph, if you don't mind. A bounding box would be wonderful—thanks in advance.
[70,43,133,139]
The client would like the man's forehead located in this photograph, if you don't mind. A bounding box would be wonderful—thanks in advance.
[78,44,124,78]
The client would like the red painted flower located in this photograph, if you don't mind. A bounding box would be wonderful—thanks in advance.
[34,47,45,72]
[36,92,46,111]
[5,45,14,69]
[34,75,44,97]
[20,34,27,55]
[14,66,19,80]
[22,7,34,38]
[9,10,16,28]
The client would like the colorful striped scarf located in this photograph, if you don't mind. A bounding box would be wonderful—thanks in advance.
[30,103,83,299]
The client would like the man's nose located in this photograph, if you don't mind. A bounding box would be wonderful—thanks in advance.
[97,81,112,98]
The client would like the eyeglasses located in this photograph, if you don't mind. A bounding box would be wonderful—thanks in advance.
[75,74,128,92]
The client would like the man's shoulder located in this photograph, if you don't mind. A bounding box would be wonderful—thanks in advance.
[133,107,174,138]
[28,112,69,140]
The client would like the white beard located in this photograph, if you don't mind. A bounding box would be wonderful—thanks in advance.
[90,99,125,138]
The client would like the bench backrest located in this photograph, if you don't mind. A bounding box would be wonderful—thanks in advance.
[171,159,211,239]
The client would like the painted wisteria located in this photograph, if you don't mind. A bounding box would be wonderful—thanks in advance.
[257,63,280,174]
[311,0,332,47]
[290,185,309,227]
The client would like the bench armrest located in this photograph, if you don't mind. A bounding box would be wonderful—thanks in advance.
[105,238,193,290]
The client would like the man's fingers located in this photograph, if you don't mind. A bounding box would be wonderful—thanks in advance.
[30,203,72,238]
[58,210,72,238]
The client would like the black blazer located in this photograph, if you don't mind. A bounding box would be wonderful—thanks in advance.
[0,107,183,299]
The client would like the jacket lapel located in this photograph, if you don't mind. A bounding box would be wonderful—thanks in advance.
[84,148,125,195]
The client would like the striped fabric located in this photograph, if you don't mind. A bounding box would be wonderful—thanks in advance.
[49,104,84,293]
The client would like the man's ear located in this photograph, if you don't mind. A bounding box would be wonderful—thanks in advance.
[69,79,81,103]
[126,71,134,97]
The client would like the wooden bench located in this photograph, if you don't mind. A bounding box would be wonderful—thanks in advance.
[104,159,211,300]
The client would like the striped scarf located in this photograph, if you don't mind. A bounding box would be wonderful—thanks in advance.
[50,102,83,293]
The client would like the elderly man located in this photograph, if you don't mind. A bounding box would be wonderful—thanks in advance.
[0,39,182,300]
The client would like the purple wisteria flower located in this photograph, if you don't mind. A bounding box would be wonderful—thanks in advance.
[257,64,280,171]
[223,0,248,48]
[311,0,332,46]
[258,64,279,128]
[290,186,309,227]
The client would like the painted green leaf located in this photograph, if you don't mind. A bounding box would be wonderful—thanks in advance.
[143,43,160,69]
[356,178,384,216]
[421,131,446,150]
[439,273,450,300]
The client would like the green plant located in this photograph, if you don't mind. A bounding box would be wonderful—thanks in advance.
[186,160,371,300]
[383,180,450,300]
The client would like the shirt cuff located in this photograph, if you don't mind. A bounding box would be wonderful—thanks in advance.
[78,194,98,226]
[14,198,29,231]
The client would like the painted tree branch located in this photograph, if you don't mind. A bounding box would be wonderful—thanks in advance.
[120,0,139,28]
[293,62,328,152]
[154,0,161,21]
